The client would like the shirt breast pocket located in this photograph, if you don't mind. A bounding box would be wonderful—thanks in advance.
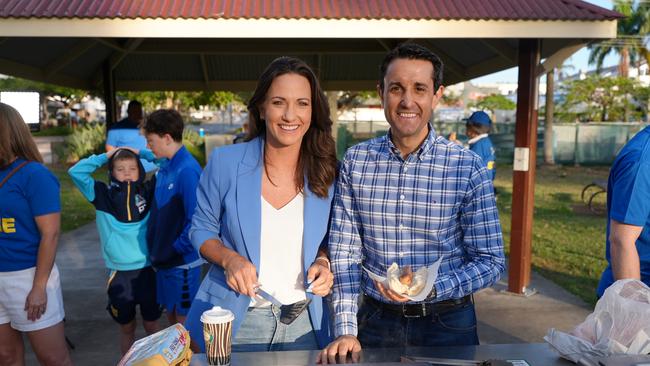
[426,200,459,235]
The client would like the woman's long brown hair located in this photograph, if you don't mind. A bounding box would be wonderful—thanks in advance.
[0,103,43,168]
[246,57,337,198]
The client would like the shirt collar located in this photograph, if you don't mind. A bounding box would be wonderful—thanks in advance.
[467,133,489,145]
[385,123,437,161]
[163,145,189,170]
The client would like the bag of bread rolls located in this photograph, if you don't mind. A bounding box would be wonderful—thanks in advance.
[118,323,193,366]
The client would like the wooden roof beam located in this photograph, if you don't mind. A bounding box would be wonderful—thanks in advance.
[0,57,91,89]
[481,39,517,62]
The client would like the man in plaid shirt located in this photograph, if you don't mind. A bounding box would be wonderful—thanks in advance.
[318,43,505,364]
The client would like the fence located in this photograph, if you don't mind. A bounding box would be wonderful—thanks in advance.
[337,120,650,165]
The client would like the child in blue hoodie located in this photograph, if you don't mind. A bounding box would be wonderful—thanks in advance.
[68,148,161,355]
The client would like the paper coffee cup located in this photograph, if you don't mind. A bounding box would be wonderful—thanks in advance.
[201,306,235,366]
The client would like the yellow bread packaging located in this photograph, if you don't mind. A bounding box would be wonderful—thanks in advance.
[118,323,193,366]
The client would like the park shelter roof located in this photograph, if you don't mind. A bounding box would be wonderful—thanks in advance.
[0,0,620,91]
[1,0,621,20]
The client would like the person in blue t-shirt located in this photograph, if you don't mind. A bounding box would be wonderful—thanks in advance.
[597,125,650,297]
[106,100,156,172]
[465,111,496,182]
[0,103,72,365]
[68,148,162,355]
[142,109,203,326]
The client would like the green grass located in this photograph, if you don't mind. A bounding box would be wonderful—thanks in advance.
[52,166,104,233]
[495,164,610,306]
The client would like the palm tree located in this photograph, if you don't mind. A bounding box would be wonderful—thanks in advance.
[588,0,649,78]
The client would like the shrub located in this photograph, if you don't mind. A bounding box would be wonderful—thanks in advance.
[56,123,106,164]
[183,128,206,166]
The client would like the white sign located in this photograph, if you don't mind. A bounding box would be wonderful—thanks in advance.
[0,91,40,124]
[513,147,530,171]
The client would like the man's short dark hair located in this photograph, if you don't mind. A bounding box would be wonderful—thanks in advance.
[127,100,142,112]
[143,109,184,142]
[379,43,444,92]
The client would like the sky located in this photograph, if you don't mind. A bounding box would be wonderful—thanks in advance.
[471,0,620,84]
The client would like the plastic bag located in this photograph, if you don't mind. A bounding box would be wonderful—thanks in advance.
[118,323,193,366]
[545,279,650,365]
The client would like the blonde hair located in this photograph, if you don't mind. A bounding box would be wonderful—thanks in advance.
[0,103,43,168]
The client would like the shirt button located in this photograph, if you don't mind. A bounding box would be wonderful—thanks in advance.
[403,166,408,172]
[400,194,405,200]
[399,224,404,230]
[398,252,405,257]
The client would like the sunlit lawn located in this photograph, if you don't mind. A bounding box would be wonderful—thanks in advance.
[495,164,610,306]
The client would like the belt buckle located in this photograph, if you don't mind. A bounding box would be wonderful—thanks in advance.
[403,303,427,318]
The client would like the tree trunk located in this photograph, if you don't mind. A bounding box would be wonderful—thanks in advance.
[544,70,555,165]
[40,95,49,127]
[619,48,629,78]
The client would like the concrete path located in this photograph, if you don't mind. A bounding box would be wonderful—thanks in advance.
[24,222,592,365]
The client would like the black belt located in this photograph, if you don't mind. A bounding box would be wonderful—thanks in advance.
[364,294,472,318]
[278,299,311,325]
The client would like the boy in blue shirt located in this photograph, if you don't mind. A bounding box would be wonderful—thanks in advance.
[142,109,203,325]
[465,111,496,181]
[68,148,161,355]
[597,125,650,297]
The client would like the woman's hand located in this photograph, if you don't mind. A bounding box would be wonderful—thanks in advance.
[25,285,47,321]
[222,252,259,298]
[306,257,334,296]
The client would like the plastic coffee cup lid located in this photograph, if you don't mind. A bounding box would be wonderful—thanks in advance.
[201,306,234,324]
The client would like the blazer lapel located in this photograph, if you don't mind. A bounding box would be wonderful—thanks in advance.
[302,184,334,275]
[236,138,263,269]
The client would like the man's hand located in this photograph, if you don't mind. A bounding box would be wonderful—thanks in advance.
[317,335,362,364]
[222,252,259,298]
[306,258,334,296]
[375,280,410,303]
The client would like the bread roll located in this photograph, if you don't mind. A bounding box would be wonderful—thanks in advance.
[399,266,413,286]
[386,263,428,296]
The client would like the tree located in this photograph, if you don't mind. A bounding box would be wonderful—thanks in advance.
[543,62,576,165]
[632,85,650,122]
[336,91,378,111]
[587,0,649,77]
[442,90,462,107]
[470,93,515,119]
[118,91,244,117]
[544,69,555,165]
[558,75,638,122]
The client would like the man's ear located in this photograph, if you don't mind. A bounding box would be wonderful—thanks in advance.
[431,85,445,110]
[377,83,384,108]
[435,85,445,99]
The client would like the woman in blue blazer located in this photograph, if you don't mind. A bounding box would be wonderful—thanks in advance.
[186,57,338,353]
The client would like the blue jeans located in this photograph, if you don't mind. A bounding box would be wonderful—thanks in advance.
[232,306,318,352]
[357,295,479,348]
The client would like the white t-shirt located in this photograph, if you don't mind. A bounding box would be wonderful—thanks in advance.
[251,193,307,307]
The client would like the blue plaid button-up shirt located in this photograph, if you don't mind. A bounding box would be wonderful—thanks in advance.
[329,126,505,338]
